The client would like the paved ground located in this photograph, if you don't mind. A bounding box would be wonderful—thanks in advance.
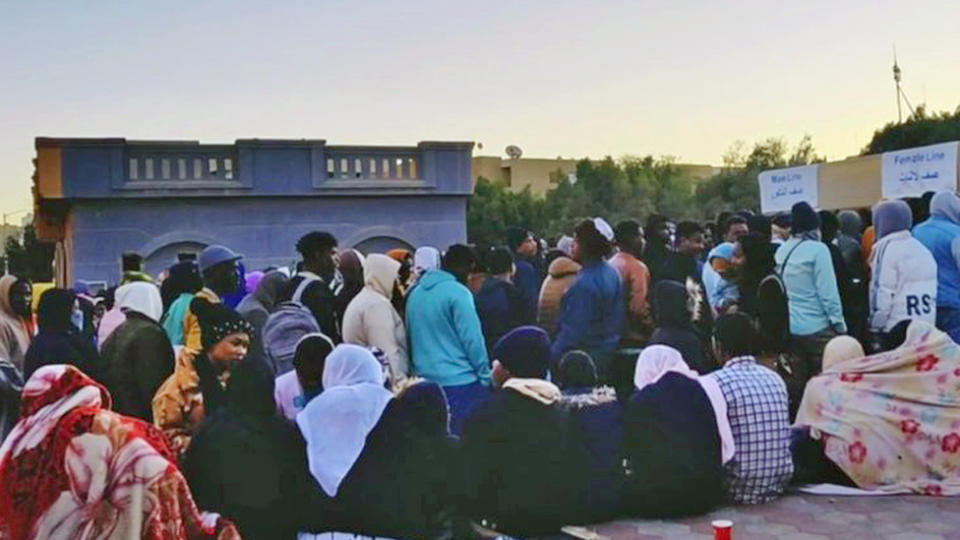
[580,494,960,539]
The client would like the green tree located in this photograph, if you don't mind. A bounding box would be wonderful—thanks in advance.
[863,105,960,154]
[694,135,823,218]
[4,224,55,282]
[467,177,545,247]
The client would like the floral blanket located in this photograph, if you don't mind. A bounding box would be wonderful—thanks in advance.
[795,321,960,495]
[0,364,239,539]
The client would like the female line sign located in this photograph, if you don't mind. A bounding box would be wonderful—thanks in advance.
[882,141,959,198]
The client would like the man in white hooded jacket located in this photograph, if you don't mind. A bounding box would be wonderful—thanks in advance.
[342,253,409,386]
[869,200,938,335]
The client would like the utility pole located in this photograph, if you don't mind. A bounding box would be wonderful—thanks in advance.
[893,47,902,123]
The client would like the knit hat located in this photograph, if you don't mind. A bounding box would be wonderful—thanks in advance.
[818,210,840,242]
[838,210,862,237]
[192,299,254,351]
[790,202,820,234]
[558,350,598,388]
[492,326,551,379]
[873,200,913,240]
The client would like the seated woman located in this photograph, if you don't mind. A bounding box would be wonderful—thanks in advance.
[184,358,308,540]
[648,280,713,374]
[153,301,254,457]
[297,345,454,539]
[0,365,239,539]
[795,321,960,494]
[556,350,624,524]
[623,345,733,517]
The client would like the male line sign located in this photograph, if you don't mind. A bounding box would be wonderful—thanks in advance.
[758,164,820,215]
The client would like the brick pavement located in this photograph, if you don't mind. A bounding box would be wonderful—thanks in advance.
[583,494,960,540]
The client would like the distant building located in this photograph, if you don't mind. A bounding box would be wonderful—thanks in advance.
[0,224,20,250]
[33,138,474,286]
[472,156,719,197]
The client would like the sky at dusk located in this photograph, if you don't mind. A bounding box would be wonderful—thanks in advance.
[1,0,958,215]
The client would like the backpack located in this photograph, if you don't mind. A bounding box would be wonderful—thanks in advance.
[262,276,321,375]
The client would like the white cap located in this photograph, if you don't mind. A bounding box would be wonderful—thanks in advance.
[593,217,614,242]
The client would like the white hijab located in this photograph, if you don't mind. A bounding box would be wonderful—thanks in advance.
[414,247,441,274]
[116,282,163,323]
[634,345,735,464]
[296,344,394,497]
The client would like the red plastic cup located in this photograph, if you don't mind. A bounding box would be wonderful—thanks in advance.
[712,519,733,540]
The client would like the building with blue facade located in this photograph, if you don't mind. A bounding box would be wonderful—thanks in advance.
[33,137,473,285]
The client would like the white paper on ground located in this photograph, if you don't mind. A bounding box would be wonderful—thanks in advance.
[796,483,911,496]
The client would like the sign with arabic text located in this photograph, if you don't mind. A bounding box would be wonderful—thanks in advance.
[758,164,820,215]
[881,141,959,198]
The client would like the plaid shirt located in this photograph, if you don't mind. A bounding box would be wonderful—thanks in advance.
[709,356,794,504]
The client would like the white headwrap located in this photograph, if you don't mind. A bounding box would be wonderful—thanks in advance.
[634,345,735,464]
[116,282,163,323]
[414,247,441,274]
[296,344,393,497]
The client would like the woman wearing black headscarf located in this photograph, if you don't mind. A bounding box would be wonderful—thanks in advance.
[735,232,776,316]
[23,288,99,380]
[184,357,308,540]
[647,280,713,374]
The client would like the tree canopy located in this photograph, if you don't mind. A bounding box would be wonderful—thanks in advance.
[863,106,960,154]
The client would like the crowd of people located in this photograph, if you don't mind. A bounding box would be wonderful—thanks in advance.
[0,191,959,539]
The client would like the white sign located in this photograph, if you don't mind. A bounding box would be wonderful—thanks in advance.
[882,141,959,198]
[758,164,820,215]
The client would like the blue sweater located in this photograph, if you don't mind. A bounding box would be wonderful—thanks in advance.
[913,216,960,310]
[550,261,624,366]
[774,238,846,336]
[405,270,491,387]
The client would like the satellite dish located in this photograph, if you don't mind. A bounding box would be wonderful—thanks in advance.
[505,145,523,159]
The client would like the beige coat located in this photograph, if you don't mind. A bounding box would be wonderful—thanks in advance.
[537,256,581,337]
[0,276,31,374]
[342,254,409,386]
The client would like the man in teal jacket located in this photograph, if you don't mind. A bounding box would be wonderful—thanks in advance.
[406,244,491,434]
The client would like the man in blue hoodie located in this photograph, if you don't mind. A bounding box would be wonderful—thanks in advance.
[406,244,491,435]
[913,192,960,342]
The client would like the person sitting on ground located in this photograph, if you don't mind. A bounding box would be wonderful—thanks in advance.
[0,365,239,539]
[609,220,653,346]
[555,350,624,524]
[475,247,530,352]
[342,254,410,387]
[705,313,793,504]
[153,301,253,457]
[298,345,454,539]
[648,280,713,374]
[795,321,960,495]
[184,357,308,540]
[24,288,99,381]
[551,218,624,378]
[406,244,490,435]
[537,243,582,337]
[98,281,173,423]
[280,232,344,343]
[236,270,289,363]
[274,332,334,420]
[459,326,590,537]
[868,200,937,340]
[623,345,732,518]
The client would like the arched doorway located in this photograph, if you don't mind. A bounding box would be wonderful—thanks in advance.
[144,241,207,278]
[352,236,414,256]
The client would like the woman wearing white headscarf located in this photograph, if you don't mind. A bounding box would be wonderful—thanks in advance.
[413,247,441,283]
[98,282,174,422]
[623,345,732,518]
[297,345,454,539]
